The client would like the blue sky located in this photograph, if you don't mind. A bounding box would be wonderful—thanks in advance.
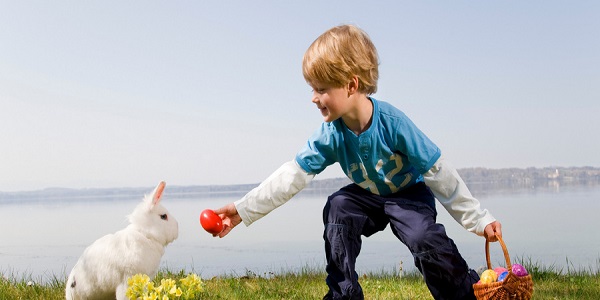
[1,1,598,192]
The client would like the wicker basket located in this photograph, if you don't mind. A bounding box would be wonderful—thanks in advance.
[473,234,534,300]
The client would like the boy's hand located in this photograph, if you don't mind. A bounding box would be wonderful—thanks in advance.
[484,221,502,242]
[213,203,242,238]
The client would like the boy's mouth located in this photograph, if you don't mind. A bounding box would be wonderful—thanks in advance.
[318,106,328,115]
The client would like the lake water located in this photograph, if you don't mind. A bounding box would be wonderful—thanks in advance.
[1,184,599,282]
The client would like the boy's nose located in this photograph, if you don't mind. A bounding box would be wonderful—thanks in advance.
[311,94,319,103]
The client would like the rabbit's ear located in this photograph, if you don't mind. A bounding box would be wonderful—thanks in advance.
[150,181,166,208]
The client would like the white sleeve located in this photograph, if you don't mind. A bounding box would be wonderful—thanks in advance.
[423,155,495,236]
[234,160,315,226]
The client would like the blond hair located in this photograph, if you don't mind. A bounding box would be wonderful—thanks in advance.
[302,24,379,95]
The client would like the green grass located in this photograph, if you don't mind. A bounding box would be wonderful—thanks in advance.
[0,272,65,300]
[2,260,599,299]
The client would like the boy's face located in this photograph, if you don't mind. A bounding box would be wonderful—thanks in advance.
[310,84,350,123]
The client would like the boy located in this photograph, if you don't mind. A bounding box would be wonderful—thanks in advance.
[214,24,502,300]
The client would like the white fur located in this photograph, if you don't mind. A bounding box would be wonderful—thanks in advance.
[65,181,178,300]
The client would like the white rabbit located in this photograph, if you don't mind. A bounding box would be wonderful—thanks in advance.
[65,181,178,300]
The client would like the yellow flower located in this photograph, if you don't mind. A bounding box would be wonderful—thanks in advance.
[179,273,204,298]
[160,278,176,290]
[181,274,203,290]
[169,285,183,296]
[127,272,203,300]
[127,274,152,299]
[143,292,158,300]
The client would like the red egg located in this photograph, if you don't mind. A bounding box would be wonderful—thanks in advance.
[200,209,223,234]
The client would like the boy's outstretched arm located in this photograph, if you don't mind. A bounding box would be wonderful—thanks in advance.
[213,160,315,238]
[213,203,242,238]
[423,154,499,239]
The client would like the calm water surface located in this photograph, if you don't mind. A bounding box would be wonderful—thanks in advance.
[1,184,599,282]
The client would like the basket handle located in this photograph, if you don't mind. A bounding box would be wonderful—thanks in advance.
[485,233,512,271]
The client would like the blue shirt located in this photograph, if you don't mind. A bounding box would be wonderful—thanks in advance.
[295,97,441,196]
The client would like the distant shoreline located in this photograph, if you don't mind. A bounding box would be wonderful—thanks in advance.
[1,166,599,203]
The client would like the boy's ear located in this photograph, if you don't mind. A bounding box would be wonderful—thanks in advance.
[347,76,359,95]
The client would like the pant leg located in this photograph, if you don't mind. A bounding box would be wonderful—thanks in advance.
[323,184,388,300]
[384,183,478,300]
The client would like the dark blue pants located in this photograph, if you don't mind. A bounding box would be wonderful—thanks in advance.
[323,183,479,300]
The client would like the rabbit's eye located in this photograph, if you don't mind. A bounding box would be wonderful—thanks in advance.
[160,214,168,221]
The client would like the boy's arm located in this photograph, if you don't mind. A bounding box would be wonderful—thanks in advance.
[234,160,315,226]
[422,155,496,236]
